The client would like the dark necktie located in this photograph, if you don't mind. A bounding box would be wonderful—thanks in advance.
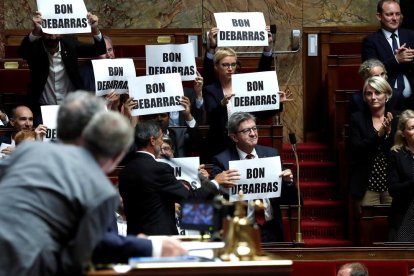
[391,33,406,93]
[246,154,266,225]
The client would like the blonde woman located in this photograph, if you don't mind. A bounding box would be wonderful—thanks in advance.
[388,109,414,241]
[349,76,398,215]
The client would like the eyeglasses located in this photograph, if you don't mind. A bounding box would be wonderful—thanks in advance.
[237,126,258,135]
[221,63,237,69]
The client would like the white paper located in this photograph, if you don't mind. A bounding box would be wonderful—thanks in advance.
[231,71,280,113]
[214,12,268,47]
[92,58,136,96]
[157,157,200,188]
[40,105,59,142]
[0,143,12,159]
[228,156,282,202]
[146,43,196,81]
[128,73,185,116]
[37,0,90,34]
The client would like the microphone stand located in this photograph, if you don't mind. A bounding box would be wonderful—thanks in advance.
[291,143,303,244]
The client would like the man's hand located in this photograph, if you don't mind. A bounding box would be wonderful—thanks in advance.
[32,11,43,36]
[180,96,193,121]
[34,124,48,141]
[160,237,187,256]
[278,89,294,103]
[214,169,240,188]
[1,146,15,156]
[208,27,219,53]
[194,71,204,100]
[395,43,414,63]
[87,12,100,35]
[105,90,121,111]
[263,25,274,52]
[198,164,210,180]
[280,169,293,183]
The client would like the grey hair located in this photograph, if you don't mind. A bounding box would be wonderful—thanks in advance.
[338,262,369,276]
[134,121,161,149]
[358,59,386,80]
[82,110,133,159]
[57,91,106,142]
[228,112,256,134]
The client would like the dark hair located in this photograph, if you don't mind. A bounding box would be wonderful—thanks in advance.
[134,121,161,149]
[377,0,400,13]
[227,112,256,134]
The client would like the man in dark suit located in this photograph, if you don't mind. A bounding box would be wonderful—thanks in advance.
[57,91,187,263]
[118,121,238,236]
[362,0,414,110]
[211,112,296,242]
[18,11,106,121]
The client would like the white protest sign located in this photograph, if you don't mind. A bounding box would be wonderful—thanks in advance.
[37,0,90,34]
[228,156,282,202]
[146,43,196,81]
[128,73,185,116]
[158,157,201,188]
[0,143,12,159]
[214,12,268,47]
[231,71,280,113]
[92,58,136,96]
[41,105,59,142]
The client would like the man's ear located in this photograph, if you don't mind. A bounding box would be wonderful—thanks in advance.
[376,12,382,22]
[150,136,156,146]
[229,133,238,143]
[9,119,15,127]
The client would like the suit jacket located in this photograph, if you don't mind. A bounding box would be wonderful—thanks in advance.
[19,34,106,113]
[118,152,219,236]
[362,28,414,109]
[387,148,414,237]
[92,215,153,264]
[348,109,399,199]
[211,144,297,242]
[168,126,201,158]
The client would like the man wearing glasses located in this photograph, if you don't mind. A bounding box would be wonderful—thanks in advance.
[211,111,296,242]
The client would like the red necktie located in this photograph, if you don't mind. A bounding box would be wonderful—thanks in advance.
[246,154,266,225]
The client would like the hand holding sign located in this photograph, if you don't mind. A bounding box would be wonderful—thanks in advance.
[34,124,48,141]
[32,11,43,36]
[87,12,99,35]
[213,169,240,188]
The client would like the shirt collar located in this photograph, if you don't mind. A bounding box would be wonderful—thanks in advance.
[236,146,257,160]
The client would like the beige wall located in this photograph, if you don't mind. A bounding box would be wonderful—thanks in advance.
[0,0,378,142]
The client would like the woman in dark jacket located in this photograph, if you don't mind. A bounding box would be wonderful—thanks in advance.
[349,76,398,213]
[388,109,414,241]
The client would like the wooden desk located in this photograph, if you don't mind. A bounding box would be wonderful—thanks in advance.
[87,260,293,276]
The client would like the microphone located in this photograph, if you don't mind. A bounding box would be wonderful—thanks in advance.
[288,132,303,244]
[289,133,297,153]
